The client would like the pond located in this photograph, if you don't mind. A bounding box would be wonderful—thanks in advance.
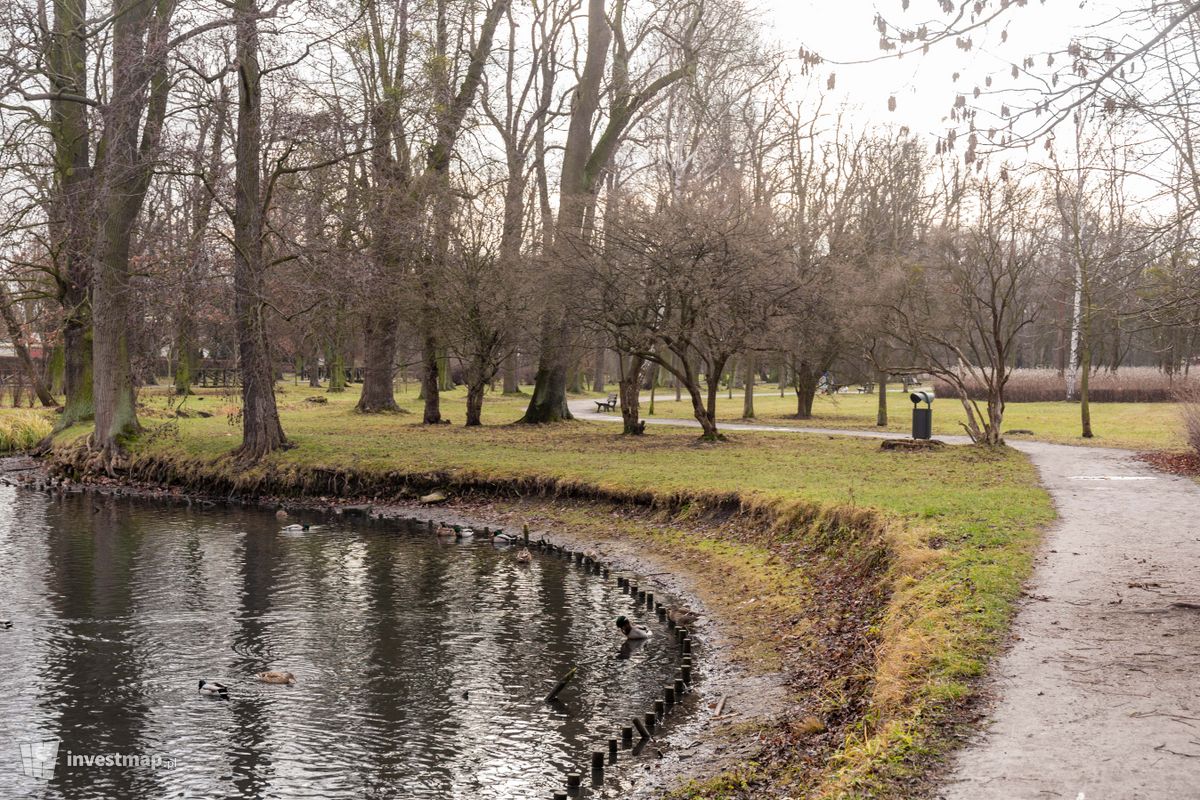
[0,486,683,798]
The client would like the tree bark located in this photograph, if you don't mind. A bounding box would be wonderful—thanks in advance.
[356,312,399,411]
[876,371,888,426]
[49,0,93,430]
[421,331,443,423]
[502,352,520,394]
[232,0,286,461]
[465,379,485,426]
[592,346,606,392]
[618,354,645,434]
[742,354,756,419]
[793,363,819,419]
[1080,335,1093,438]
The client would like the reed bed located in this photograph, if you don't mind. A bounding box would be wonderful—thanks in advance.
[932,367,1198,404]
[0,411,53,452]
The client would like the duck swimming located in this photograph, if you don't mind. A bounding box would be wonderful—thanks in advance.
[616,616,651,640]
[256,671,296,684]
[282,524,310,532]
[436,524,456,538]
[515,548,532,564]
[197,680,229,698]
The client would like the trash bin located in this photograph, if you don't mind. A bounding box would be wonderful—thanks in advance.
[910,390,933,440]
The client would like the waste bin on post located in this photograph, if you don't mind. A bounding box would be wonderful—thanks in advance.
[910,390,933,439]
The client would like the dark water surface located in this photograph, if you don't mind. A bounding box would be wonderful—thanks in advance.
[0,487,680,798]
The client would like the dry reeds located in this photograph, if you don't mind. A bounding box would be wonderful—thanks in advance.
[932,367,1198,404]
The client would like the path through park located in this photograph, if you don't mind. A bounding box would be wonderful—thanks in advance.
[569,398,1200,798]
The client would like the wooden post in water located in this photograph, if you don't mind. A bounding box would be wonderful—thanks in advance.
[622,726,633,747]
[665,685,675,705]
[644,711,656,733]
[633,717,651,740]
[608,738,618,761]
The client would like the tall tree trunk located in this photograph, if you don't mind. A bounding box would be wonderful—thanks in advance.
[742,354,756,419]
[1080,334,1093,438]
[421,331,443,424]
[794,363,818,419]
[307,340,322,388]
[232,0,286,461]
[617,354,645,434]
[876,371,888,426]
[522,317,572,422]
[705,357,728,424]
[49,0,93,430]
[502,352,520,394]
[521,0,610,424]
[592,346,606,392]
[90,0,179,463]
[356,312,399,411]
[464,375,485,426]
[0,289,55,407]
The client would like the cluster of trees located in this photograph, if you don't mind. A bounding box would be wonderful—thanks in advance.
[0,0,1198,466]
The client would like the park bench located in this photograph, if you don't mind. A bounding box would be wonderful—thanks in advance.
[901,375,921,390]
[858,382,875,394]
[594,393,619,412]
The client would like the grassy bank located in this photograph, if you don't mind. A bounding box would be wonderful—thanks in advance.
[647,389,1185,451]
[53,384,1053,797]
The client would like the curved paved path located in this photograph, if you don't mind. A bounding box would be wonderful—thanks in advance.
[569,398,1200,798]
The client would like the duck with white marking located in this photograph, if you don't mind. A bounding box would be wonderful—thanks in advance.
[616,616,651,640]
[197,680,229,698]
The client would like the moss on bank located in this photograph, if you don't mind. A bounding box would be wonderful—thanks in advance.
[48,385,1054,797]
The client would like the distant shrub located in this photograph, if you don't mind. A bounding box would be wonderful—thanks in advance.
[931,367,1199,404]
[0,412,53,452]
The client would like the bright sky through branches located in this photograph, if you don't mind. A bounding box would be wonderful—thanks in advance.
[756,0,1125,137]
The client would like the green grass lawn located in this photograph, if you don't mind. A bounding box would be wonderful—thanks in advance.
[646,387,1187,451]
[132,383,1043,522]
[57,381,1055,796]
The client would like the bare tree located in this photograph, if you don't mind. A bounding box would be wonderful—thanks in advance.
[890,174,1050,444]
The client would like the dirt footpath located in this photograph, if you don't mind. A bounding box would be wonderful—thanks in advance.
[939,442,1200,799]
